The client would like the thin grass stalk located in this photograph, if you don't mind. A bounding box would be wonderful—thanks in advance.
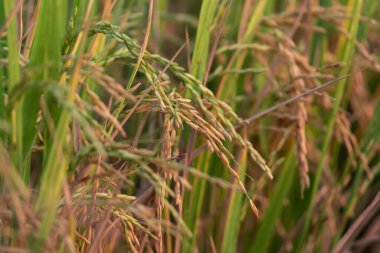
[22,0,41,59]
[216,0,269,98]
[345,101,380,214]
[107,0,153,137]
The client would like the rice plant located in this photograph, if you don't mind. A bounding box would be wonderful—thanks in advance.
[0,0,379,252]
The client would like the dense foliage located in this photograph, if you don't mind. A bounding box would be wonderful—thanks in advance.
[0,0,379,252]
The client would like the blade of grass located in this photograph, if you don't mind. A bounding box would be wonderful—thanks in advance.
[0,1,5,141]
[221,148,248,253]
[24,0,66,174]
[249,153,296,253]
[219,2,270,252]
[182,0,219,251]
[190,0,218,80]
[29,0,67,250]
[3,0,23,178]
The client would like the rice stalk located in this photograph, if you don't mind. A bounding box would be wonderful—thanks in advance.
[294,1,364,251]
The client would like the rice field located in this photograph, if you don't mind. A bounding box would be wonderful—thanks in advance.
[0,0,379,252]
